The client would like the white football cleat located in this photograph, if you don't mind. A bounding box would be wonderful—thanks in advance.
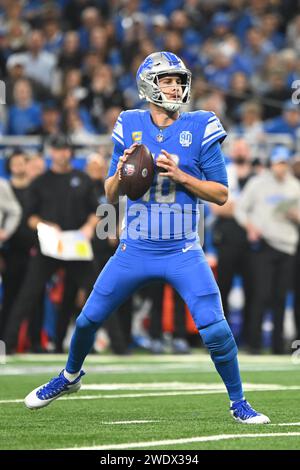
[230,399,270,424]
[24,370,85,410]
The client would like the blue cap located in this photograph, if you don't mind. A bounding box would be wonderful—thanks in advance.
[212,12,231,28]
[283,100,300,112]
[270,145,291,164]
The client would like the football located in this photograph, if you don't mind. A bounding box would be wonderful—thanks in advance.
[120,144,155,200]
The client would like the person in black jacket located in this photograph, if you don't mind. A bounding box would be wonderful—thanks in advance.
[0,150,37,341]
[3,134,99,353]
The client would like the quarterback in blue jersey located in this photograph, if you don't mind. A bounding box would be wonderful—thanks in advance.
[25,52,270,424]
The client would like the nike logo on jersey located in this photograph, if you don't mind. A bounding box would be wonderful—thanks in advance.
[182,244,194,253]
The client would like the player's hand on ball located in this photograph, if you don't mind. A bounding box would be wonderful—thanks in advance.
[117,143,139,181]
[156,150,187,184]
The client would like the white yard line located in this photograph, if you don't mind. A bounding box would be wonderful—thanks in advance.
[102,420,158,425]
[62,432,300,450]
[1,384,300,405]
[5,353,296,364]
[270,422,300,426]
[1,363,299,375]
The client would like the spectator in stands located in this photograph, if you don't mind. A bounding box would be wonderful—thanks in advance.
[210,12,232,46]
[84,64,125,132]
[61,68,87,102]
[66,109,97,144]
[241,27,274,75]
[150,14,168,51]
[43,17,64,56]
[169,9,201,64]
[211,138,255,347]
[10,30,57,89]
[261,12,285,50]
[5,0,30,53]
[286,14,300,55]
[26,154,46,182]
[188,75,210,112]
[3,134,98,354]
[199,92,228,128]
[104,106,123,135]
[262,70,291,120]
[61,91,95,135]
[163,30,191,68]
[225,72,252,124]
[30,101,61,141]
[232,101,264,144]
[279,48,299,88]
[290,155,300,344]
[235,145,300,354]
[0,150,40,348]
[264,100,300,140]
[89,26,108,62]
[78,7,103,51]
[81,50,103,88]
[6,54,52,106]
[57,31,82,72]
[7,78,42,135]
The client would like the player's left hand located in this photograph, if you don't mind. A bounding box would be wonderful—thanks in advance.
[156,150,187,184]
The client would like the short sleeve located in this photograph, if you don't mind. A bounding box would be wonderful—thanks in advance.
[111,112,125,147]
[107,141,124,178]
[201,113,227,154]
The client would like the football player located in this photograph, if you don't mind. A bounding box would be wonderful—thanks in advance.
[25,52,270,424]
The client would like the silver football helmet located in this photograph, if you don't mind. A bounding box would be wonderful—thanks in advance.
[136,51,192,112]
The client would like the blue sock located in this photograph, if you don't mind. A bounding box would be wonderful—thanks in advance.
[214,356,244,402]
[65,313,99,373]
[199,319,244,402]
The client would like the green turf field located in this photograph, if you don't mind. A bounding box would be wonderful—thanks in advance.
[0,353,300,450]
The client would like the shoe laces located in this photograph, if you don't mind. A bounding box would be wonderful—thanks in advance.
[37,372,69,400]
[232,400,259,419]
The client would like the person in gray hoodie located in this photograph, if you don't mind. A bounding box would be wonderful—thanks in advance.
[235,145,300,354]
[290,155,300,345]
[0,176,22,335]
[0,177,22,248]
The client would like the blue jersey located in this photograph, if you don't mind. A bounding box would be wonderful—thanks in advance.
[108,109,227,250]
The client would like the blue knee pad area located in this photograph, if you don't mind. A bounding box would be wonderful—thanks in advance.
[199,319,238,364]
[75,312,99,332]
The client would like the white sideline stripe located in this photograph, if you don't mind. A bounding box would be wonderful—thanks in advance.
[81,382,299,392]
[2,384,300,405]
[62,432,300,450]
[6,353,296,363]
[102,420,158,425]
[2,364,299,376]
[270,422,300,426]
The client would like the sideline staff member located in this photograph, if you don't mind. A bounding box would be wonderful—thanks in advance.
[4,134,99,353]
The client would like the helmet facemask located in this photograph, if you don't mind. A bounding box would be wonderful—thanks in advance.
[151,72,191,112]
[137,52,192,112]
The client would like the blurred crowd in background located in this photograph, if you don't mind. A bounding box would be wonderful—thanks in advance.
[0,0,300,356]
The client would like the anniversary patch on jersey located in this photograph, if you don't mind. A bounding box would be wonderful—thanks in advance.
[132,131,142,143]
[179,131,192,147]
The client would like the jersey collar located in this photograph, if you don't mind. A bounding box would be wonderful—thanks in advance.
[144,110,184,143]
